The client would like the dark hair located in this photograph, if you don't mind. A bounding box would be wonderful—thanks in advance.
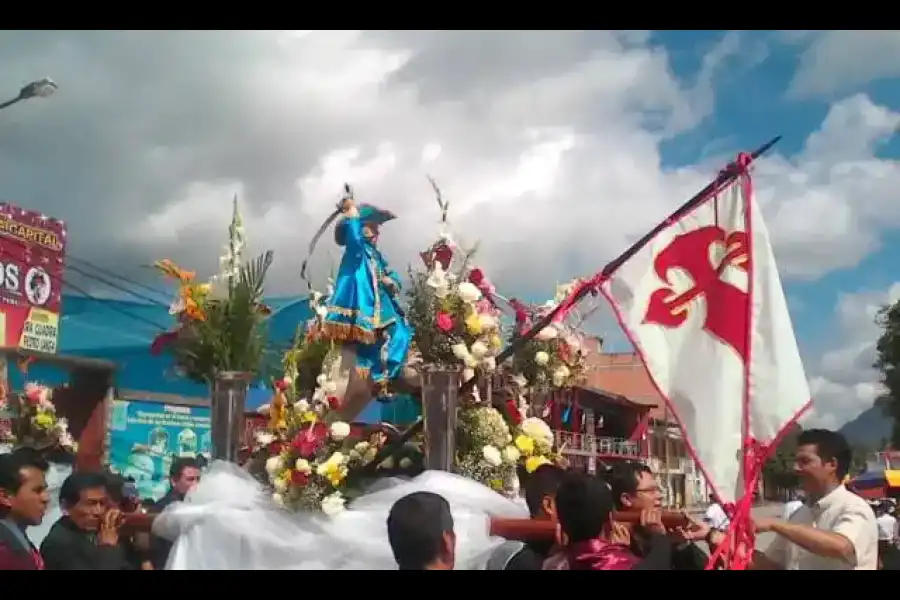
[797,429,852,479]
[555,472,614,543]
[104,471,126,504]
[607,461,654,509]
[386,491,454,569]
[170,456,200,480]
[59,471,109,507]
[523,464,566,517]
[0,448,49,494]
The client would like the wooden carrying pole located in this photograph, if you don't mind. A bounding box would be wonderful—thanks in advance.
[124,510,689,541]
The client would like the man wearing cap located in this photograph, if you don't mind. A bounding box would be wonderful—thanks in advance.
[321,194,412,398]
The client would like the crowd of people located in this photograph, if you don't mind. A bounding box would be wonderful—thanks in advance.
[0,427,893,570]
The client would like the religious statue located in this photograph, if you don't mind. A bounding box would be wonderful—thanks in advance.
[318,194,412,400]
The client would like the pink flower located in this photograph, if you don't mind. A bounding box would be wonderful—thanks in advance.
[436,312,454,333]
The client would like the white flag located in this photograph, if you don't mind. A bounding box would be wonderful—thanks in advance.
[600,168,811,502]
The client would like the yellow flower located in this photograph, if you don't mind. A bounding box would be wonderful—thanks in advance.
[514,434,535,456]
[525,455,551,473]
[489,335,503,352]
[465,312,483,336]
[489,478,504,492]
[34,412,54,430]
[300,411,317,424]
[317,461,348,487]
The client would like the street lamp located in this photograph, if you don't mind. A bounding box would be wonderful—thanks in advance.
[0,78,57,112]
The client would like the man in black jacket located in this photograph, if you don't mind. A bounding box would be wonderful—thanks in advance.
[40,471,131,570]
[608,461,709,570]
[149,457,201,570]
[498,464,567,570]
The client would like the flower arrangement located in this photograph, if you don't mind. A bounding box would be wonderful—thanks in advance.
[150,197,274,383]
[0,381,76,452]
[507,280,588,389]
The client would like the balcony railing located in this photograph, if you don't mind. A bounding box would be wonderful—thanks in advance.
[554,431,642,458]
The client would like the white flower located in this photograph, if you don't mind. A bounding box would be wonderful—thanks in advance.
[511,374,528,389]
[478,313,498,331]
[56,417,69,432]
[272,493,285,507]
[294,458,312,474]
[451,344,470,361]
[535,325,558,341]
[457,282,482,304]
[256,404,270,415]
[399,457,413,469]
[311,290,323,305]
[294,399,310,412]
[330,421,351,441]
[321,492,346,516]
[521,417,554,448]
[463,368,476,382]
[470,340,488,359]
[168,296,185,315]
[502,446,521,464]
[316,374,328,387]
[265,456,283,477]
[274,478,288,493]
[552,365,571,387]
[255,431,275,447]
[354,441,370,454]
[534,351,550,366]
[482,445,503,467]
[323,381,337,394]
[426,264,450,298]
[58,431,75,449]
[281,375,293,386]
[315,306,328,319]
[463,354,479,368]
[481,356,497,373]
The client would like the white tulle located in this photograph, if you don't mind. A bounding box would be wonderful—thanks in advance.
[153,461,528,570]
[30,462,73,547]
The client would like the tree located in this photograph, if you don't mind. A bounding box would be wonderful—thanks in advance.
[874,300,900,448]
[763,423,802,498]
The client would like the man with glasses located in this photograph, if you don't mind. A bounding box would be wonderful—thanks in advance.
[607,461,709,570]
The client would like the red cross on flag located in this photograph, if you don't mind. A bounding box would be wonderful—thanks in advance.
[600,154,811,508]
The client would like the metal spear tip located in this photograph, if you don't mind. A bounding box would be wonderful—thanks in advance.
[19,77,58,100]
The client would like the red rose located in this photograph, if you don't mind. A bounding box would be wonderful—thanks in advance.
[505,399,522,425]
[327,396,341,410]
[468,268,484,286]
[267,441,283,455]
[433,243,453,270]
[291,422,328,458]
[290,469,309,486]
[274,378,289,392]
[436,312,454,333]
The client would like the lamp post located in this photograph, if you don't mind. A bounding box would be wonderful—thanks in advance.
[0,78,58,112]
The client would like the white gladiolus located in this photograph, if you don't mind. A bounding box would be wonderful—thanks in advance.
[470,340,489,359]
[272,493,285,507]
[482,445,503,467]
[294,399,310,412]
[321,492,346,516]
[451,344,470,360]
[502,446,521,464]
[457,282,482,304]
[534,351,550,366]
[478,313,497,331]
[265,456,283,477]
[330,421,351,441]
[463,368,476,382]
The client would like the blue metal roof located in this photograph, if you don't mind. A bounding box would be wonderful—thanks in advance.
[10,294,387,423]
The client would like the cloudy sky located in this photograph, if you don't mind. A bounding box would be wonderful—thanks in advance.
[2,30,900,430]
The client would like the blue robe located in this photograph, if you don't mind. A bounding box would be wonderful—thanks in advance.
[322,216,412,388]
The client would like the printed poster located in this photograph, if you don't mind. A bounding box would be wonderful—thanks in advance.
[0,203,66,353]
[108,399,211,501]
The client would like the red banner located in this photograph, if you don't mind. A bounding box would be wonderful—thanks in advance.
[0,203,66,353]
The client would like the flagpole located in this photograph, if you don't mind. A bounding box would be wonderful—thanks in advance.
[362,136,783,475]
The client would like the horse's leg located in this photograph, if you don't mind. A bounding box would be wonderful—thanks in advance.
[335,344,375,421]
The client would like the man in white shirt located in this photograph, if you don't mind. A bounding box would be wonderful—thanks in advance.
[748,429,878,570]
[703,494,730,531]
[875,503,897,545]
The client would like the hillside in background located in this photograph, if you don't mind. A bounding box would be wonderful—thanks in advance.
[839,405,891,447]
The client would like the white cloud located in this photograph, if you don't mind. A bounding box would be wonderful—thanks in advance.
[804,282,900,430]
[787,31,900,99]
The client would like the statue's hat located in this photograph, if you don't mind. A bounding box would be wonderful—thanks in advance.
[335,203,397,246]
